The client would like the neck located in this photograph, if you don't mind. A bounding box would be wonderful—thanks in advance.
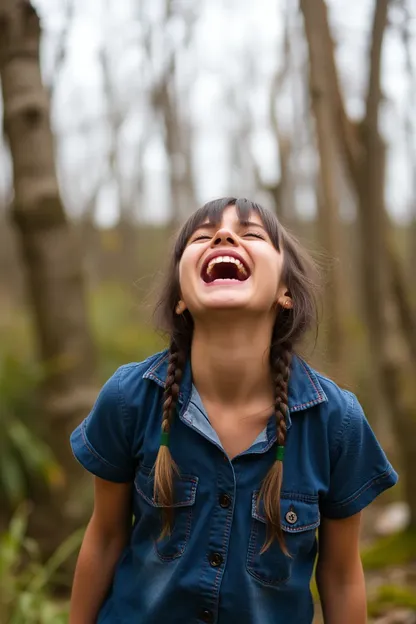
[191,315,274,405]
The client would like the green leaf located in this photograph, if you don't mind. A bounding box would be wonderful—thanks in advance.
[0,448,26,504]
[28,527,84,593]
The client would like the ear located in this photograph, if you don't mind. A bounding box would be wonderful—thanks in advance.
[175,300,187,315]
[277,289,293,310]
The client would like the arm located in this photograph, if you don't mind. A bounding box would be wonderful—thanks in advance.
[316,513,367,624]
[70,478,132,624]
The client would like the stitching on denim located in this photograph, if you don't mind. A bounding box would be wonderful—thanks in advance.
[323,467,394,511]
[80,421,127,473]
[134,474,198,508]
[251,491,320,529]
[290,397,326,412]
[144,352,169,378]
[145,370,185,402]
[281,492,319,503]
[154,504,194,562]
[300,360,323,398]
[116,366,137,457]
[331,391,355,463]
[211,502,233,606]
[282,519,321,533]
[144,371,164,387]
[246,509,291,586]
[289,361,328,411]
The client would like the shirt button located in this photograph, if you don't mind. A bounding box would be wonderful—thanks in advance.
[200,609,214,623]
[209,552,223,567]
[285,509,298,524]
[219,493,231,508]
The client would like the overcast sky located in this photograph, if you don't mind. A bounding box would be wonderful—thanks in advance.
[24,0,416,225]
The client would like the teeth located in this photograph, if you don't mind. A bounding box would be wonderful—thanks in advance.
[206,255,248,277]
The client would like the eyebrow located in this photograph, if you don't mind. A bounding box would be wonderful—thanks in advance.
[194,221,267,232]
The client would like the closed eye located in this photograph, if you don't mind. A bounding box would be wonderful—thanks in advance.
[192,234,212,242]
[243,232,265,240]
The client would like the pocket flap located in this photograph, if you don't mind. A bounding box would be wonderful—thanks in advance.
[252,491,320,533]
[135,466,198,508]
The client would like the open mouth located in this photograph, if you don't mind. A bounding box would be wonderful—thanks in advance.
[201,254,251,284]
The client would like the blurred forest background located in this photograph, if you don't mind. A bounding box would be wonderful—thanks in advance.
[0,0,415,622]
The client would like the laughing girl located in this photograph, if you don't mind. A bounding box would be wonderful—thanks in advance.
[70,197,397,624]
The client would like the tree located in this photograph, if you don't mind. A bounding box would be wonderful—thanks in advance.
[145,0,197,228]
[301,0,416,524]
[298,0,347,377]
[0,0,97,547]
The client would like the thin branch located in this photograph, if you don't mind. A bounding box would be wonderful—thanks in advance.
[48,0,74,98]
[365,0,389,127]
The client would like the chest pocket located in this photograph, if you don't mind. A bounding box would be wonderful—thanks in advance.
[134,466,198,561]
[246,491,320,586]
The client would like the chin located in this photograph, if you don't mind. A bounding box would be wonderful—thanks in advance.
[192,295,259,315]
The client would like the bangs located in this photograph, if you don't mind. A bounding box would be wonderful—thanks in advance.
[174,197,281,260]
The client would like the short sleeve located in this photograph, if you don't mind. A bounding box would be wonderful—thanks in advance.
[320,392,398,519]
[70,367,135,483]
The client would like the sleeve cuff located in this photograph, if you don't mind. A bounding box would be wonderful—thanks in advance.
[321,466,399,519]
[70,422,134,483]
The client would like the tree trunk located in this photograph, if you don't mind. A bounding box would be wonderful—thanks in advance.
[157,64,196,229]
[0,1,97,548]
[300,0,347,380]
[301,0,416,524]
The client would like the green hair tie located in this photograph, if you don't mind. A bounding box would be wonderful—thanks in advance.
[276,445,285,462]
[160,431,170,447]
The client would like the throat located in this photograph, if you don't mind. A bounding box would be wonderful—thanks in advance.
[191,322,275,404]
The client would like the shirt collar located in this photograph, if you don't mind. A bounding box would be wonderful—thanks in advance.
[142,349,328,414]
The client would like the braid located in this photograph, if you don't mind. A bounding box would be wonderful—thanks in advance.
[154,340,184,537]
[258,341,293,554]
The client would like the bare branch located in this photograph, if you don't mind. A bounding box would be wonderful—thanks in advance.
[365,0,389,127]
[48,0,74,98]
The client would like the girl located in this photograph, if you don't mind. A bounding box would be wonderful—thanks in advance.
[70,197,397,624]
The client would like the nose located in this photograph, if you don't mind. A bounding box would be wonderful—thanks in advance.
[211,228,238,247]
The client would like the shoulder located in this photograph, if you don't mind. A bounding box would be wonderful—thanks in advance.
[115,350,168,383]
[309,370,398,517]
[292,356,360,420]
[105,349,168,407]
[295,359,366,450]
[311,367,376,465]
[314,369,359,416]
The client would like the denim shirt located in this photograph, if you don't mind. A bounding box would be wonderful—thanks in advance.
[70,350,398,624]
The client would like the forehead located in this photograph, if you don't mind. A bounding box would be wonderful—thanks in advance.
[199,204,264,229]
[176,198,282,256]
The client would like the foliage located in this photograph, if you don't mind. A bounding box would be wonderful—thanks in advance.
[89,281,165,380]
[0,505,83,624]
[0,352,64,507]
[367,584,416,617]
[361,530,416,570]
[0,283,163,508]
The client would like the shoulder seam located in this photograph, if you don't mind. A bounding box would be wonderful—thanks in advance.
[331,390,356,463]
[115,366,130,422]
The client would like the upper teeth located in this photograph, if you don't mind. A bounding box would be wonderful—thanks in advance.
[206,255,248,276]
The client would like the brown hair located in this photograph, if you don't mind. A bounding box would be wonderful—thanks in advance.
[153,197,319,551]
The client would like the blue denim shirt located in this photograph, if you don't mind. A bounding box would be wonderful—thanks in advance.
[70,350,398,624]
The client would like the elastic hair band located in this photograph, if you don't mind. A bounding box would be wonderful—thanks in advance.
[276,445,285,462]
[160,431,170,447]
